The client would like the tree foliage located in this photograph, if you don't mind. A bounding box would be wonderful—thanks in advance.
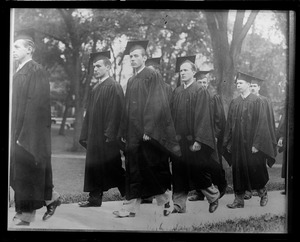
[12,9,288,151]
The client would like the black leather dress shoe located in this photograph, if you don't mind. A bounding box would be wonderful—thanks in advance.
[260,194,268,207]
[78,200,102,207]
[244,191,252,200]
[43,198,62,221]
[209,199,219,213]
[227,201,244,209]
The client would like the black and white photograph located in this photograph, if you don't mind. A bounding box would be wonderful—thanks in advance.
[7,5,294,234]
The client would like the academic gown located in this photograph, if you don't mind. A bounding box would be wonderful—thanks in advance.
[79,77,125,195]
[10,60,53,212]
[259,95,277,168]
[208,92,227,189]
[170,82,216,192]
[223,93,276,193]
[210,93,226,161]
[164,82,173,104]
[118,67,180,200]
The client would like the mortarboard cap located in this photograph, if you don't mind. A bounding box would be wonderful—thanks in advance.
[88,51,111,75]
[175,55,196,73]
[194,70,213,80]
[90,51,111,63]
[145,57,161,67]
[235,71,258,83]
[118,40,149,65]
[14,28,35,43]
[250,76,264,85]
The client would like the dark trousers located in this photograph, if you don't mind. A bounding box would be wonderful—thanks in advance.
[125,140,171,200]
[233,151,269,194]
[207,157,227,189]
[172,139,213,193]
[11,145,51,213]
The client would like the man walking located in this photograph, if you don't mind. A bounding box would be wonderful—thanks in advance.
[140,57,173,205]
[10,28,61,226]
[241,76,278,200]
[223,72,277,209]
[78,51,126,207]
[189,70,227,201]
[113,40,181,218]
[170,57,220,214]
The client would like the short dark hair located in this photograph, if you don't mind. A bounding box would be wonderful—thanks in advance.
[94,57,111,68]
[129,45,146,56]
[180,60,196,72]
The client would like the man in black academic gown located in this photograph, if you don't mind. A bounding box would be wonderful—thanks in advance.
[241,76,278,200]
[113,40,181,218]
[146,57,173,102]
[188,70,227,202]
[223,72,277,209]
[140,57,173,205]
[250,76,277,165]
[170,57,220,214]
[78,51,126,207]
[10,29,61,226]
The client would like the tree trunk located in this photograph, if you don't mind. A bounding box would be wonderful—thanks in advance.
[70,54,85,151]
[58,91,72,135]
[58,103,69,136]
[205,11,233,115]
[205,10,258,115]
[71,104,85,152]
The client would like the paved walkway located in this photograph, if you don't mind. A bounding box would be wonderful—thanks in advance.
[7,190,287,232]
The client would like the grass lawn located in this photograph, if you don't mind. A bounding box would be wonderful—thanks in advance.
[50,125,285,203]
[172,214,286,233]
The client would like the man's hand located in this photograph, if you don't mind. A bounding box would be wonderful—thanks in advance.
[191,141,201,152]
[277,137,283,147]
[121,137,126,143]
[252,146,258,153]
[143,134,151,141]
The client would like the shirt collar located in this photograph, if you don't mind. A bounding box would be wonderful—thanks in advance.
[93,76,109,90]
[183,80,194,89]
[99,75,109,83]
[134,66,145,75]
[240,90,251,99]
[16,58,32,72]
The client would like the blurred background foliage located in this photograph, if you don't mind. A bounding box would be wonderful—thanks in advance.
[12,9,289,151]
